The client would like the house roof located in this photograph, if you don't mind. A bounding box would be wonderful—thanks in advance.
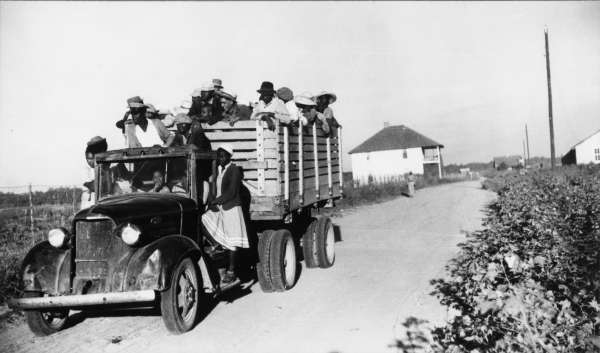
[564,128,600,153]
[348,125,443,154]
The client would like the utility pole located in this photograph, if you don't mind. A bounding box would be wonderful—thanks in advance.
[522,140,527,167]
[544,27,556,169]
[525,124,531,165]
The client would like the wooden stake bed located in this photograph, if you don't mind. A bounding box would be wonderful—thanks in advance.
[203,120,343,220]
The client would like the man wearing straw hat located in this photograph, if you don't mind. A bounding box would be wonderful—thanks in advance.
[201,144,248,284]
[117,96,166,148]
[315,91,339,137]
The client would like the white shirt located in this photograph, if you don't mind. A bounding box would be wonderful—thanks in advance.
[285,100,308,126]
[251,97,291,124]
[124,119,164,148]
[216,162,232,198]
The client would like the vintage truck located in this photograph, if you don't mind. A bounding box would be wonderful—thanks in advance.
[8,120,343,335]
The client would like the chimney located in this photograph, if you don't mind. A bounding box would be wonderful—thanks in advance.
[383,121,390,128]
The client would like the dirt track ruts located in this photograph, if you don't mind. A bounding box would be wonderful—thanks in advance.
[0,180,495,353]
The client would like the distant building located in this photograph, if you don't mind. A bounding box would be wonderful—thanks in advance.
[492,155,524,170]
[348,124,444,185]
[561,129,600,165]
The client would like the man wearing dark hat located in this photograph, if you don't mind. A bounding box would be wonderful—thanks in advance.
[189,83,224,125]
[250,81,291,129]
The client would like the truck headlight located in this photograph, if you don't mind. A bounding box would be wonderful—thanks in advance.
[121,223,141,245]
[48,228,68,248]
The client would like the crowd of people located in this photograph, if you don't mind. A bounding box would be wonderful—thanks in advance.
[115,79,340,152]
[79,79,340,285]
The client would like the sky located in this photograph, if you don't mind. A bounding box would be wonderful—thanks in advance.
[1,1,599,187]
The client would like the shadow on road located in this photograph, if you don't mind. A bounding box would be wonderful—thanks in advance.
[333,224,343,242]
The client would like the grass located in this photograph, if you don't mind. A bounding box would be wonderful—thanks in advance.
[0,205,75,306]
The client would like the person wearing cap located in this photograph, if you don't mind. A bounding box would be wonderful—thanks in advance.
[218,90,245,126]
[201,144,249,284]
[294,92,330,134]
[315,91,340,137]
[118,96,165,148]
[277,87,308,127]
[189,83,223,125]
[212,78,223,92]
[250,81,291,129]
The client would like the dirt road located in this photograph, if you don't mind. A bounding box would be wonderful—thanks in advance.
[1,180,494,353]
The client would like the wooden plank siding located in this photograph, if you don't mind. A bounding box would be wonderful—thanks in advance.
[201,120,342,220]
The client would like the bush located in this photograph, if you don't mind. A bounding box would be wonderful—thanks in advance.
[426,166,600,352]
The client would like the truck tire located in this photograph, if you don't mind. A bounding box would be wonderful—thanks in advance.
[23,292,69,336]
[161,257,201,334]
[302,219,319,268]
[268,230,297,292]
[257,230,275,292]
[315,216,335,268]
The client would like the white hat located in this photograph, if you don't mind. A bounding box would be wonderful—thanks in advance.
[219,90,237,102]
[191,88,203,97]
[180,100,192,109]
[315,91,337,104]
[201,82,215,91]
[216,143,234,157]
[294,92,316,107]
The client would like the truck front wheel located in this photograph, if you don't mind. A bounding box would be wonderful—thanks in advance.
[161,257,201,334]
[23,292,69,336]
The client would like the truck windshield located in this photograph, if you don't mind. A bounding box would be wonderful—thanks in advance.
[97,157,189,198]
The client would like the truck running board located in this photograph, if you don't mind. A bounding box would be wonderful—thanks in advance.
[8,290,156,310]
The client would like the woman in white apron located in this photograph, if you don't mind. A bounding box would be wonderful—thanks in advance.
[201,144,249,284]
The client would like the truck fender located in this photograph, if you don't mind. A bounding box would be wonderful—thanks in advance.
[123,235,202,292]
[20,241,71,295]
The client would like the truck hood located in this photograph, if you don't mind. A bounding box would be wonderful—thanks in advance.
[75,193,197,223]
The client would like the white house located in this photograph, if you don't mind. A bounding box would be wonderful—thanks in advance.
[562,128,600,165]
[348,124,444,185]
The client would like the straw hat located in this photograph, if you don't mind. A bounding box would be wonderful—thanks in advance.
[219,90,237,102]
[174,113,192,125]
[127,96,145,108]
[216,143,234,157]
[294,92,316,107]
[201,82,215,91]
[315,91,337,104]
[212,78,223,89]
[191,88,203,97]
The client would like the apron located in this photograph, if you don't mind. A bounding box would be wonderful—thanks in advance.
[201,164,249,250]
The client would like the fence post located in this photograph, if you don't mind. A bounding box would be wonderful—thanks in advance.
[28,183,34,245]
[72,187,76,214]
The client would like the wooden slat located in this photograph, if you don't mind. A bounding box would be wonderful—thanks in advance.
[285,135,332,145]
[242,169,279,179]
[288,151,335,161]
[289,159,338,171]
[286,166,339,180]
[289,173,340,193]
[287,183,342,213]
[231,149,277,160]
[281,126,328,138]
[234,159,277,170]
[205,131,259,141]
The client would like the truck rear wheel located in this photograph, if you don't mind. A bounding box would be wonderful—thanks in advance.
[257,229,297,292]
[302,218,319,268]
[303,216,335,269]
[256,230,275,292]
[161,257,201,334]
[23,292,69,336]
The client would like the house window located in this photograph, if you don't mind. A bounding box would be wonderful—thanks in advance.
[402,150,407,159]
[595,148,600,161]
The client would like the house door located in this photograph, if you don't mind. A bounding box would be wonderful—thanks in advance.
[423,163,439,179]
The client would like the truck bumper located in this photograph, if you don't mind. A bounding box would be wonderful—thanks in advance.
[8,290,156,310]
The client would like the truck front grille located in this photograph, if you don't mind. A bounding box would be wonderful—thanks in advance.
[75,219,118,260]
